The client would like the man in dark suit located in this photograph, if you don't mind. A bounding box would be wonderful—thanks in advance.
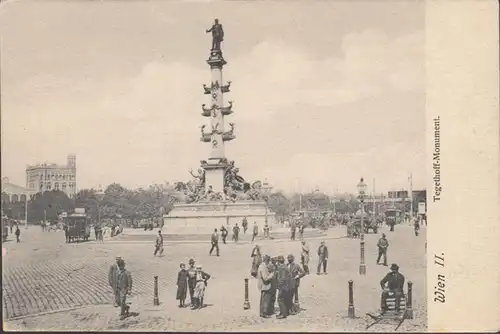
[287,254,306,314]
[275,255,292,319]
[380,263,405,313]
[317,241,329,274]
[209,228,219,256]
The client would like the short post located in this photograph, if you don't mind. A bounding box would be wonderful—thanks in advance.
[348,280,355,318]
[243,278,250,310]
[153,276,160,306]
[406,281,413,319]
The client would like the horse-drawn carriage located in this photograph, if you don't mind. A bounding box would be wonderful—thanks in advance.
[64,209,91,243]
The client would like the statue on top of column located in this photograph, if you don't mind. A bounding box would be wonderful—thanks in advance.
[206,19,224,52]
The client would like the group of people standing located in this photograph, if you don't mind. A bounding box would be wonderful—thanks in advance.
[250,240,330,319]
[176,258,211,309]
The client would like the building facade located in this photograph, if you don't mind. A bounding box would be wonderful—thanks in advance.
[1,177,36,221]
[25,154,77,197]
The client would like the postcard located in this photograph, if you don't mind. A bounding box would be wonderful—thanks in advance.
[1,0,498,332]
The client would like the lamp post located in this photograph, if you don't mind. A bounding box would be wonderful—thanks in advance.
[96,186,105,225]
[357,177,367,275]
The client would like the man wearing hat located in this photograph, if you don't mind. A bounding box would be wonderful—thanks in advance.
[276,255,293,318]
[317,241,329,275]
[187,258,197,305]
[287,254,306,314]
[376,233,389,266]
[380,263,405,313]
[116,259,133,319]
[209,228,220,256]
[108,257,122,307]
[257,255,275,318]
[191,264,211,310]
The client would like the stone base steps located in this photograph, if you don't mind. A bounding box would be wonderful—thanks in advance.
[113,229,326,242]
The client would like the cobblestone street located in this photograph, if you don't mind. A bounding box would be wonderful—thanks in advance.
[3,224,427,331]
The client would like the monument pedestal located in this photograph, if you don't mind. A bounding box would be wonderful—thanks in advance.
[163,200,276,234]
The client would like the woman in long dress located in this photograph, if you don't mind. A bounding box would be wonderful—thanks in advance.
[176,263,189,307]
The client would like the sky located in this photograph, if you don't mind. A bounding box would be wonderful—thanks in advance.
[1,0,425,194]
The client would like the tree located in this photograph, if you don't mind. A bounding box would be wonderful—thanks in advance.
[28,190,73,221]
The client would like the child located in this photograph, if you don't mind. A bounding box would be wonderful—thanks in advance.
[176,263,189,307]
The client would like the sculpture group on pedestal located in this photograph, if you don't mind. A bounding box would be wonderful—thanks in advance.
[174,160,267,204]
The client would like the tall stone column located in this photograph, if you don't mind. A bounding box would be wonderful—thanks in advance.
[208,53,226,159]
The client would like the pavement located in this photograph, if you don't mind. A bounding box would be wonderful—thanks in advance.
[2,224,427,331]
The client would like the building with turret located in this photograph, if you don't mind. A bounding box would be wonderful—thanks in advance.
[25,154,77,197]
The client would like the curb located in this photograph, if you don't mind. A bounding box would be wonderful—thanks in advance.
[89,233,344,245]
[5,305,90,322]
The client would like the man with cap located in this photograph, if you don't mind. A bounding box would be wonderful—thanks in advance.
[376,233,389,266]
[275,255,293,318]
[287,254,306,314]
[108,257,122,307]
[209,228,220,256]
[187,258,197,305]
[191,264,211,310]
[380,263,405,313]
[116,258,133,319]
[317,241,329,275]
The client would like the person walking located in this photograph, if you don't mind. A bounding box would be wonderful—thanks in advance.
[116,259,133,320]
[187,258,197,306]
[232,223,240,243]
[209,229,220,256]
[191,265,211,310]
[250,245,262,278]
[154,230,164,257]
[300,240,310,274]
[317,241,328,275]
[298,223,305,240]
[287,254,306,314]
[176,263,189,308]
[263,222,270,239]
[290,222,296,241]
[252,222,259,242]
[414,217,420,236]
[108,257,122,307]
[220,225,228,244]
[15,226,20,243]
[257,255,275,318]
[242,217,248,234]
[376,233,389,266]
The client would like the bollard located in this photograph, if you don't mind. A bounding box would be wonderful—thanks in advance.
[348,280,355,318]
[243,278,250,310]
[359,240,366,275]
[153,276,160,306]
[406,281,413,319]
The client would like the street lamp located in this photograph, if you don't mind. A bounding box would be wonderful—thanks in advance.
[357,177,368,275]
[96,186,105,225]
